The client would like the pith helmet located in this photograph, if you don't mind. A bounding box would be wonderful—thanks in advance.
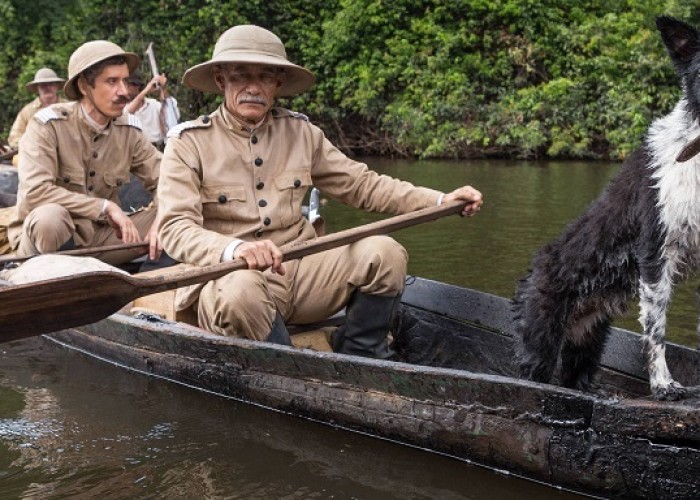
[183,25,315,97]
[25,68,65,92]
[64,40,139,100]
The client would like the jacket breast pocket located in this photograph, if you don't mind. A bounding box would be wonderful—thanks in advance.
[274,170,312,226]
[201,184,247,223]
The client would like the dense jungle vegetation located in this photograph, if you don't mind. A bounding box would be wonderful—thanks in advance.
[0,0,698,160]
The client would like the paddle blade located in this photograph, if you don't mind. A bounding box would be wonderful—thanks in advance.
[0,272,139,342]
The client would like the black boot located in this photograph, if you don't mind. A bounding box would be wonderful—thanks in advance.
[331,291,401,359]
[265,312,292,346]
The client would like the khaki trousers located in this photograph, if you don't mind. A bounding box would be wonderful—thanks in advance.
[196,235,407,340]
[16,203,156,265]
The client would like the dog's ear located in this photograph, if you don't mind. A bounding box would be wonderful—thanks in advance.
[657,16,700,72]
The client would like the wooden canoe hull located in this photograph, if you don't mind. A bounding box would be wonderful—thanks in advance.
[44,277,700,498]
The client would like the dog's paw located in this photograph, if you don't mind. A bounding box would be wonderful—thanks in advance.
[651,381,688,401]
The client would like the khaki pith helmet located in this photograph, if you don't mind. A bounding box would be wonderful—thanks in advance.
[183,25,315,97]
[25,68,65,93]
[64,40,139,100]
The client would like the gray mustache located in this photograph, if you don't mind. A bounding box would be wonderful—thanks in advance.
[238,95,266,105]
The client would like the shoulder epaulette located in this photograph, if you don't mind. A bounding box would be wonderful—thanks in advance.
[33,107,61,124]
[167,115,212,139]
[114,113,143,131]
[272,108,309,122]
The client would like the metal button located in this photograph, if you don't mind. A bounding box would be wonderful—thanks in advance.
[263,217,271,226]
[255,230,263,238]
[251,136,258,144]
[202,115,210,124]
[92,152,98,159]
[293,179,301,188]
[88,185,94,191]
[256,181,264,190]
[254,158,263,167]
[61,111,68,116]
[271,109,278,116]
[218,194,227,204]
[63,176,70,183]
[258,199,267,207]
[89,170,96,177]
[116,179,123,186]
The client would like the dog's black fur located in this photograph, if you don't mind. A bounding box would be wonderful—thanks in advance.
[513,16,700,401]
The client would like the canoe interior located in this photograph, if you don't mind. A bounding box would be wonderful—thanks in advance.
[398,277,700,399]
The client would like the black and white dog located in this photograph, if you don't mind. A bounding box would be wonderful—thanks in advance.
[513,16,700,401]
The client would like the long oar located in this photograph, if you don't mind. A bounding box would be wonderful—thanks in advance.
[0,241,149,265]
[0,200,467,342]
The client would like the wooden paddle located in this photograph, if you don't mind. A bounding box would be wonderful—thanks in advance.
[0,200,467,342]
[0,241,150,265]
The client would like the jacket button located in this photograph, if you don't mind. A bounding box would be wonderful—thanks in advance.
[254,157,263,166]
[293,179,301,188]
[92,152,98,159]
[251,136,258,144]
[116,179,123,186]
[255,230,263,238]
[256,181,264,190]
[202,115,210,124]
[89,170,96,177]
[263,217,271,226]
[258,199,267,207]
[61,111,68,116]
[63,176,70,183]
[88,185,94,191]
[218,194,227,203]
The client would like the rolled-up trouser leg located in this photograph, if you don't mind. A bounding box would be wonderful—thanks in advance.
[16,203,74,256]
[196,269,278,341]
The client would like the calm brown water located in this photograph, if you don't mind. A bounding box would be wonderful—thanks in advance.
[3,158,691,499]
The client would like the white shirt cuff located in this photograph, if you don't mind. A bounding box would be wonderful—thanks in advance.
[221,239,245,262]
[101,199,109,214]
[437,193,444,206]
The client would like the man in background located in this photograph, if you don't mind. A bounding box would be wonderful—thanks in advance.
[6,68,67,160]
[126,72,180,149]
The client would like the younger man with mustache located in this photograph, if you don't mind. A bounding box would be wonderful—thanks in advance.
[157,26,483,355]
[8,41,163,265]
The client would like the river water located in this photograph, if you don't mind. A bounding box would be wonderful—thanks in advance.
[1,158,694,499]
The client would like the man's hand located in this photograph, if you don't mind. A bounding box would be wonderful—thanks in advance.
[442,185,483,216]
[145,219,163,261]
[104,200,141,243]
[233,240,285,275]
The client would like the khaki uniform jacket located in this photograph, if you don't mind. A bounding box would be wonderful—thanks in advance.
[158,105,442,309]
[8,97,68,148]
[8,101,161,248]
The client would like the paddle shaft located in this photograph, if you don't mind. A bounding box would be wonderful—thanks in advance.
[0,200,466,341]
[0,242,149,265]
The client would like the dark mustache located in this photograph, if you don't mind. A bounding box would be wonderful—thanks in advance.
[114,97,129,105]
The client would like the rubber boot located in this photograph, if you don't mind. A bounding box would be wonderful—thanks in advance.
[331,291,401,359]
[265,312,292,346]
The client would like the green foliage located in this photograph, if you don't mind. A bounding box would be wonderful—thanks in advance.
[0,0,698,159]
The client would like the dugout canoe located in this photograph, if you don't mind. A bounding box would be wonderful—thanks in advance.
[35,277,700,498]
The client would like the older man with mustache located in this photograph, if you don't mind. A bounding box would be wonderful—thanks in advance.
[158,25,483,354]
[8,41,163,265]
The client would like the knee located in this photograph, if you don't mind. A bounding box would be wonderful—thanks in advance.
[26,204,71,232]
[214,270,270,306]
[352,236,407,294]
